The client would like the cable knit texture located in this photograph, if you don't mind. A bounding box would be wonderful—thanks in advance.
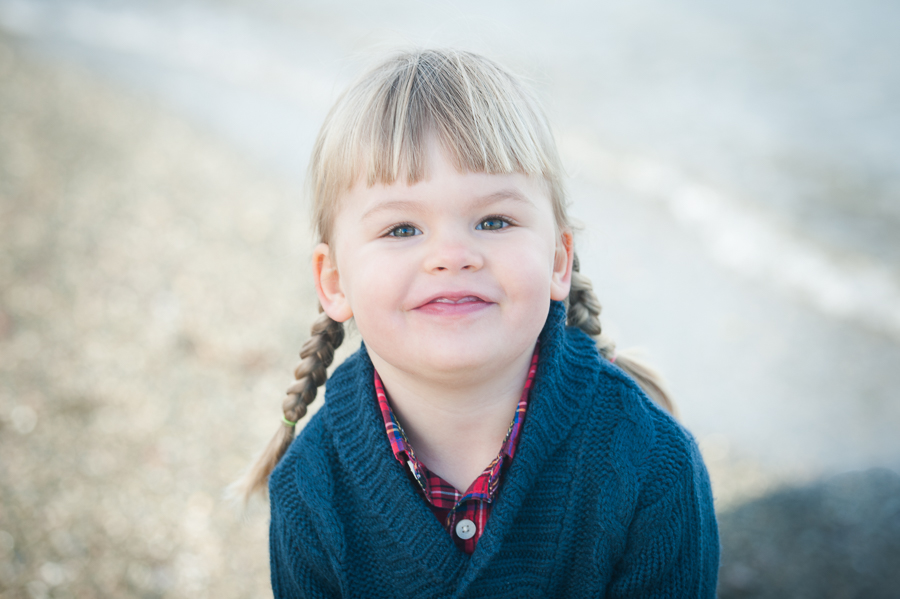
[269,301,719,598]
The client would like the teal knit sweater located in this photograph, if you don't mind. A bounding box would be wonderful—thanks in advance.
[269,301,719,598]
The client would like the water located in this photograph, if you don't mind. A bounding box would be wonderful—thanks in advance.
[2,0,899,478]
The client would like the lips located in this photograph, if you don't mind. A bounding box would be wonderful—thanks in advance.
[416,292,490,308]
[413,292,493,315]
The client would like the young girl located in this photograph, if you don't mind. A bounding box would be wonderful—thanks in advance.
[238,49,719,598]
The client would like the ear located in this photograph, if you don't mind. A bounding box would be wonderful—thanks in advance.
[312,243,353,323]
[550,229,575,301]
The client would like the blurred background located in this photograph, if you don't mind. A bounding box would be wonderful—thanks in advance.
[1,0,898,597]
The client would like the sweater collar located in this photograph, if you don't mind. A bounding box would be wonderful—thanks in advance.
[459,300,601,588]
[322,300,600,589]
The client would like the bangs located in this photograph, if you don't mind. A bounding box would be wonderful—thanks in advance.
[309,49,567,243]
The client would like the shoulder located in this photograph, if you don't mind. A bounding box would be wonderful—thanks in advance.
[268,410,350,597]
[269,411,344,550]
[268,401,355,595]
[561,326,709,506]
[269,410,335,511]
[268,344,377,542]
[559,330,719,592]
[594,376,719,595]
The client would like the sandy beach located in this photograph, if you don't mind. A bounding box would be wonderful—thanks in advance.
[0,32,316,597]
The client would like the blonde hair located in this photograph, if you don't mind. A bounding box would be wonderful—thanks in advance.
[235,49,676,501]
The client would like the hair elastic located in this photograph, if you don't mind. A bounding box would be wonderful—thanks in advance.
[281,415,298,427]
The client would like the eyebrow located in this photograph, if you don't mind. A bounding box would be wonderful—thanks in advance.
[361,188,535,221]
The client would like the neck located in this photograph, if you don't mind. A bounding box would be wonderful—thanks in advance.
[369,344,536,492]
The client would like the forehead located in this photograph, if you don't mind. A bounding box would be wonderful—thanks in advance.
[360,137,544,203]
[339,165,552,226]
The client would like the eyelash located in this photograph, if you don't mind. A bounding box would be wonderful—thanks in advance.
[384,215,515,237]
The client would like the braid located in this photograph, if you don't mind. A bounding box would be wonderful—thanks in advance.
[232,308,344,502]
[567,254,610,353]
[567,254,678,418]
[283,310,344,421]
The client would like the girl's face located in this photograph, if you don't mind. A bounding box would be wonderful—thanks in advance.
[314,140,573,385]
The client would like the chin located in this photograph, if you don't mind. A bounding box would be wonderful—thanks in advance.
[419,341,514,375]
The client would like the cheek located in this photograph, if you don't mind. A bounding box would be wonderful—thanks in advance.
[341,249,411,318]
[498,236,557,286]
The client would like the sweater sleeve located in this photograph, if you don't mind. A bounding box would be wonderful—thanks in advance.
[606,428,720,598]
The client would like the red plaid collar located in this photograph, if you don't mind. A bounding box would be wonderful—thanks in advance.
[374,345,539,507]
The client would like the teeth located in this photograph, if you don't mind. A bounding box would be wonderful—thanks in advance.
[433,296,480,304]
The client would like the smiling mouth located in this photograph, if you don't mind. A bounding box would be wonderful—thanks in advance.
[415,294,492,315]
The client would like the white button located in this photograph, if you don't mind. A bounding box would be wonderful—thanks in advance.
[455,519,476,540]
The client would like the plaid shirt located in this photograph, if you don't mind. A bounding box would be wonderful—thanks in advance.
[374,346,539,554]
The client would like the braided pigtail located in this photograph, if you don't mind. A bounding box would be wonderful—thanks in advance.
[567,255,678,418]
[233,308,344,502]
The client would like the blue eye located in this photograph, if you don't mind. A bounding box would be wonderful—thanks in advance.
[476,217,508,231]
[388,224,421,237]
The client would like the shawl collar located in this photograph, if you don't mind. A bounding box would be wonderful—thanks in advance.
[322,301,602,590]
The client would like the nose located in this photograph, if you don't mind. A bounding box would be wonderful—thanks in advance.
[422,229,484,273]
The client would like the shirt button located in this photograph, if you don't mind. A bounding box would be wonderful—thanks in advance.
[455,519,477,540]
